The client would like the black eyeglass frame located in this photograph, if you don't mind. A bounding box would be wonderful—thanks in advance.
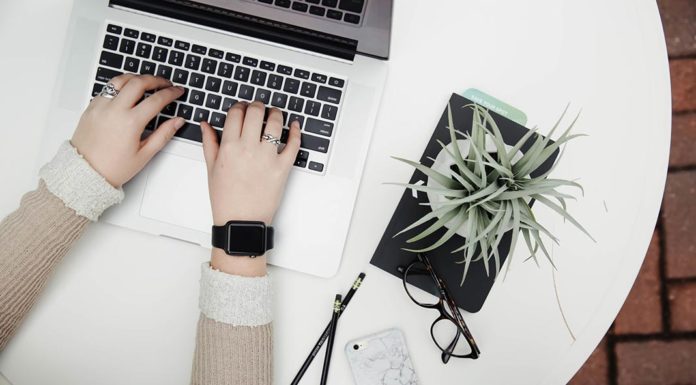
[399,253,481,362]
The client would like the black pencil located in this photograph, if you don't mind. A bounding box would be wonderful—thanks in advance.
[320,294,341,385]
[290,272,365,385]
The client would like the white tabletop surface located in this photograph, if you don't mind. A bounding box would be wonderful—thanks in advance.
[0,0,671,384]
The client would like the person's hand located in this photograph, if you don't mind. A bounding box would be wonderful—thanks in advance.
[71,74,186,187]
[201,101,301,226]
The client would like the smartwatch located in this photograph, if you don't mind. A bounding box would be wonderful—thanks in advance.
[211,220,274,257]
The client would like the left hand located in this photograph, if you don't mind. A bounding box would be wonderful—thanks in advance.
[71,74,186,187]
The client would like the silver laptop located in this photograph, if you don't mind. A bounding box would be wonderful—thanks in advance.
[38,0,392,277]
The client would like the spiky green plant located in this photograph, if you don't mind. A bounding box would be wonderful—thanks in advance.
[391,103,594,284]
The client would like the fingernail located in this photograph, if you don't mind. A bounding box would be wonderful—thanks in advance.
[175,85,185,91]
[174,117,185,129]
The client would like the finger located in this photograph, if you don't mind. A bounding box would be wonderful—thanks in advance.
[200,121,220,174]
[279,121,301,165]
[221,101,247,145]
[92,73,135,106]
[133,85,185,125]
[139,116,186,160]
[263,107,284,153]
[240,101,266,144]
[114,75,173,108]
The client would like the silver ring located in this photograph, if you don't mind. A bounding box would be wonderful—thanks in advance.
[98,83,120,99]
[262,133,282,147]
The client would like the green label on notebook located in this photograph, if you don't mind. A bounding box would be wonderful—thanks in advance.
[461,88,528,126]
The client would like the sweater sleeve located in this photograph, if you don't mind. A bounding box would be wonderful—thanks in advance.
[0,141,123,351]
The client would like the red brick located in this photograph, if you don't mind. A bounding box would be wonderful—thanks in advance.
[670,113,696,168]
[669,282,696,332]
[671,60,696,112]
[658,0,696,56]
[615,231,663,334]
[616,339,696,385]
[568,338,609,385]
[663,170,696,278]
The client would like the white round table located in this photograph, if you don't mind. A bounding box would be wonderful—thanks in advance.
[0,0,670,384]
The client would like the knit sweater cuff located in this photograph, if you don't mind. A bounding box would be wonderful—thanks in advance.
[39,141,124,221]
[199,262,272,326]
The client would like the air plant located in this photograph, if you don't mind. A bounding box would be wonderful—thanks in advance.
[391,103,594,285]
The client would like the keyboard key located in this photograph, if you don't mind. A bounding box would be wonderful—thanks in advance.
[222,97,237,111]
[294,68,310,79]
[156,65,173,80]
[107,24,122,35]
[140,61,156,75]
[292,2,308,12]
[218,62,234,78]
[275,0,291,8]
[255,88,272,104]
[311,73,327,83]
[295,159,307,168]
[321,104,338,120]
[234,66,250,82]
[168,50,185,66]
[243,57,259,67]
[267,74,283,90]
[344,13,360,24]
[157,36,173,46]
[189,73,205,88]
[283,78,300,94]
[328,77,345,88]
[222,80,238,96]
[99,51,123,69]
[177,103,194,120]
[192,44,207,54]
[288,96,304,112]
[304,100,321,116]
[146,117,157,131]
[327,9,342,19]
[260,61,275,71]
[141,32,156,43]
[193,108,210,123]
[206,94,222,109]
[306,0,319,3]
[189,89,205,105]
[251,70,267,86]
[281,128,290,143]
[301,133,330,153]
[124,28,139,39]
[96,67,122,83]
[300,82,317,98]
[153,47,168,62]
[305,117,334,136]
[309,161,324,172]
[175,40,190,50]
[161,101,177,116]
[322,0,338,6]
[338,0,364,13]
[119,38,135,54]
[288,113,304,129]
[309,5,326,16]
[317,86,342,104]
[271,92,288,108]
[124,57,140,73]
[92,82,104,97]
[177,88,189,102]
[172,69,189,84]
[136,42,152,58]
[103,35,119,50]
[296,149,309,161]
[277,65,293,75]
[258,0,273,3]
[175,122,202,142]
[225,52,241,63]
[205,76,222,92]
[211,112,226,128]
[209,48,224,59]
[238,84,255,100]
[202,58,218,74]
[185,54,201,70]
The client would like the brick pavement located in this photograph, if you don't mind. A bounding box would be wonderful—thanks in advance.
[569,1,696,384]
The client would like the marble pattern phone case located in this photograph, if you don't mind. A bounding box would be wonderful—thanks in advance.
[345,328,418,385]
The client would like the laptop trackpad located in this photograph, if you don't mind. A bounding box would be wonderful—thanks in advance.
[139,153,212,233]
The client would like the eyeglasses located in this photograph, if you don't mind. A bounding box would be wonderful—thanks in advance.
[398,253,480,363]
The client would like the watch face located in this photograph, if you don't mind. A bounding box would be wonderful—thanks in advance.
[227,222,266,255]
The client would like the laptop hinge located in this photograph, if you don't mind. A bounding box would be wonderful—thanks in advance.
[108,0,358,61]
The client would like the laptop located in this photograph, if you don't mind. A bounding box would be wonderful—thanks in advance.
[37,0,392,277]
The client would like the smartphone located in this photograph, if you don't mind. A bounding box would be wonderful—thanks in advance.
[345,328,419,385]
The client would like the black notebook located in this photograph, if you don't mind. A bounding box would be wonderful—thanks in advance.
[370,93,559,313]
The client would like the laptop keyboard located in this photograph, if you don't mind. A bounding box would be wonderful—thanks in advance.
[92,22,348,175]
[249,0,366,26]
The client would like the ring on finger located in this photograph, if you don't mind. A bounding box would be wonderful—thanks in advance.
[261,133,283,148]
[98,82,120,99]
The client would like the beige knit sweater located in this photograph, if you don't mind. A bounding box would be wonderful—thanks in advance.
[0,142,272,384]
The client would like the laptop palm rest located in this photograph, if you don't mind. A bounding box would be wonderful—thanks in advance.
[139,152,212,235]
